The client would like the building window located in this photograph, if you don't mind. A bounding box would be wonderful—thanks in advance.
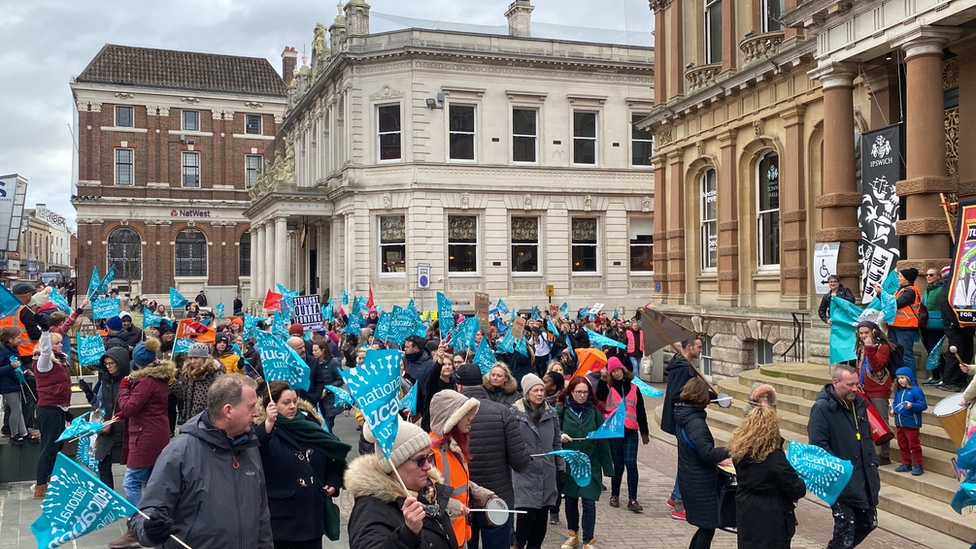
[756,339,774,366]
[182,151,200,188]
[175,228,207,277]
[512,217,539,274]
[377,105,401,161]
[107,227,141,280]
[379,215,406,274]
[705,0,722,64]
[239,232,251,277]
[115,149,134,186]
[630,217,654,272]
[513,109,537,163]
[245,155,263,188]
[700,336,713,376]
[182,110,200,131]
[757,152,780,267]
[573,112,597,165]
[115,106,133,128]
[572,218,598,273]
[762,0,785,32]
[449,105,476,161]
[448,215,478,273]
[632,114,653,166]
[245,114,262,135]
[701,169,718,271]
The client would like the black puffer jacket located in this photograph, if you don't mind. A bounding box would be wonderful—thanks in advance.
[807,384,880,509]
[459,386,531,506]
[734,446,806,549]
[661,354,696,436]
[674,403,728,529]
[93,346,131,462]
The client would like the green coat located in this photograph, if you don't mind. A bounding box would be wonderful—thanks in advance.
[557,404,614,500]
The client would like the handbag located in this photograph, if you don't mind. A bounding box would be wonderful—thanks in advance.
[717,470,737,532]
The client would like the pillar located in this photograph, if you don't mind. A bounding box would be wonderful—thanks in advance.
[781,105,808,303]
[957,38,976,193]
[668,0,684,99]
[652,156,669,300]
[667,151,686,302]
[654,8,667,107]
[721,0,736,72]
[275,216,288,289]
[813,63,861,292]
[716,130,739,305]
[265,220,276,303]
[317,221,329,295]
[253,223,265,298]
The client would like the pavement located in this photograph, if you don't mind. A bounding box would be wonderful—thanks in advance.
[0,389,967,549]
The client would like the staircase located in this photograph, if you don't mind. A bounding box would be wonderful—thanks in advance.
[705,363,975,543]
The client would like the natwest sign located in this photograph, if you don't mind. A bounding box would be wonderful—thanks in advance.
[171,209,212,218]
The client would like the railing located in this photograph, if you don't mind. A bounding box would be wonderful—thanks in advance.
[684,63,722,91]
[739,31,785,64]
[781,312,808,362]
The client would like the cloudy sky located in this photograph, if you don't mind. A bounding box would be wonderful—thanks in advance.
[0,0,653,229]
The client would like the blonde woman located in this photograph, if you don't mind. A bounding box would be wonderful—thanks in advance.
[484,362,521,407]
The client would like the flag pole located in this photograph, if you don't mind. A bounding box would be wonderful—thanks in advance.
[134,510,194,549]
[643,309,720,395]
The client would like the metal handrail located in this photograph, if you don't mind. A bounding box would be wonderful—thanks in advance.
[781,312,808,362]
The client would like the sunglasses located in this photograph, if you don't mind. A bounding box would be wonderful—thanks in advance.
[926,273,938,277]
[409,451,435,468]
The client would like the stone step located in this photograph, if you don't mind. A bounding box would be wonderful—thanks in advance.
[876,483,976,542]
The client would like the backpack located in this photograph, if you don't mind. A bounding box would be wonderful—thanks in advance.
[914,286,929,327]
[886,340,904,381]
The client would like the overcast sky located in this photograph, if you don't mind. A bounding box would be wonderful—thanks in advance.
[0,0,653,229]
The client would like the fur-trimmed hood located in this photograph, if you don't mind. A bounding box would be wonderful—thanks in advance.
[344,453,443,503]
[254,396,324,425]
[130,360,177,381]
[483,363,518,395]
[182,357,223,380]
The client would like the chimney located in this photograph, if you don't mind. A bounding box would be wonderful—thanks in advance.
[505,0,534,38]
[281,47,298,86]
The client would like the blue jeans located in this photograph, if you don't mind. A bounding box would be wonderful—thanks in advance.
[123,466,154,506]
[629,356,639,372]
[469,512,512,549]
[564,497,595,542]
[888,327,917,372]
[670,474,681,501]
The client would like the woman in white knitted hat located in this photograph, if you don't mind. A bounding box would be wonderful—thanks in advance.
[346,418,460,549]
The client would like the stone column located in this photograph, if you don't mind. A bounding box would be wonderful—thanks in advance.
[264,220,276,305]
[668,1,684,99]
[721,0,736,72]
[667,150,686,302]
[813,63,861,292]
[653,8,667,107]
[317,222,329,295]
[275,216,288,289]
[652,155,668,299]
[253,223,265,298]
[894,29,960,272]
[716,130,739,305]
[780,105,808,304]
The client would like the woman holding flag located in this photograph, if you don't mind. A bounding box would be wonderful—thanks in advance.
[596,357,649,512]
[0,328,35,445]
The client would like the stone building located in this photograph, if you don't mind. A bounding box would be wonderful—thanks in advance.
[71,44,288,300]
[246,0,656,313]
[17,205,73,280]
[640,0,975,376]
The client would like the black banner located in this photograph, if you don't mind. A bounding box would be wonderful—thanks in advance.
[859,123,904,304]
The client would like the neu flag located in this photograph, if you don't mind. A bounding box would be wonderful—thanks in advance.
[341,349,402,458]
[277,284,299,309]
[496,299,509,315]
[437,292,454,339]
[91,298,121,320]
[57,414,104,443]
[324,385,355,407]
[244,315,261,340]
[88,267,100,295]
[30,452,139,549]
[473,338,496,375]
[786,440,853,506]
[96,266,115,295]
[546,449,592,487]
[0,284,22,321]
[215,303,224,320]
[585,328,626,350]
[256,332,310,391]
[77,336,105,367]
[632,377,664,397]
[587,401,625,439]
[169,288,188,309]
[271,310,290,338]
[142,309,162,329]
[400,381,418,416]
[74,415,100,472]
[49,288,71,313]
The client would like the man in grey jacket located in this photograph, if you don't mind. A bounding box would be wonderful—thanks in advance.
[132,374,272,549]
[456,363,531,549]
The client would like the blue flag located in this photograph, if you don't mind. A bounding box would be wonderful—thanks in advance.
[496,299,509,315]
[0,284,22,320]
[587,402,625,439]
[324,385,356,407]
[400,381,418,416]
[927,335,946,370]
[57,414,104,442]
[30,453,139,549]
[173,337,193,355]
[244,315,261,340]
[272,310,290,338]
[437,292,454,339]
[531,305,540,320]
[786,440,852,506]
[346,315,362,337]
[547,317,560,337]
[256,331,311,391]
[493,316,507,337]
[341,349,402,458]
[88,266,100,295]
[565,336,577,360]
[585,328,625,350]
[13,366,25,385]
[91,298,120,320]
[169,287,188,309]
[560,302,569,318]
[215,303,225,320]
[322,300,334,321]
[374,311,392,341]
[49,288,72,313]
[828,297,863,363]
[388,305,419,346]
[74,416,99,472]
[546,449,592,487]
[96,265,115,295]
[142,309,162,329]
[77,335,105,367]
[277,284,299,309]
[497,330,516,354]
[632,377,664,397]
[341,288,349,305]
[473,338,496,375]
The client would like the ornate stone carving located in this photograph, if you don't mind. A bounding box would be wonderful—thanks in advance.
[656,126,672,146]
[696,141,705,157]
[642,196,652,212]
[76,100,102,113]
[274,114,284,124]
[631,281,656,289]
[182,97,201,104]
[244,101,264,109]
[523,194,532,210]
[212,110,234,120]
[383,192,392,210]
[648,0,673,11]
[753,119,763,139]
[461,193,470,210]
[249,139,297,202]
[450,282,482,291]
[584,195,593,211]
[114,92,134,100]
[369,85,404,101]
[512,282,541,291]
[146,105,171,117]
[572,281,603,290]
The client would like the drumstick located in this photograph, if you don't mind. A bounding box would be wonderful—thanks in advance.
[467,509,528,514]
[950,345,966,367]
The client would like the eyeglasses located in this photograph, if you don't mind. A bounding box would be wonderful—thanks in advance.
[926,273,938,277]
[409,451,435,468]
[573,390,589,396]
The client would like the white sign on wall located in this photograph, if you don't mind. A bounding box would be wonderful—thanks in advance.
[813,242,841,296]
[0,174,28,253]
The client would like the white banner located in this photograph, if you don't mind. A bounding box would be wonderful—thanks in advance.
[813,242,840,296]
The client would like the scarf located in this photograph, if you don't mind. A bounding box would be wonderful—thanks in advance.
[526,400,546,424]
[275,413,352,462]
[417,479,443,519]
[567,398,593,417]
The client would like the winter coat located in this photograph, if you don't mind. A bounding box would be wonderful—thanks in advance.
[117,360,176,468]
[923,283,944,330]
[510,398,562,509]
[459,386,531,507]
[807,384,880,509]
[859,345,892,399]
[661,353,696,436]
[0,342,22,394]
[131,411,272,549]
[421,375,456,432]
[93,346,131,462]
[404,349,434,405]
[557,403,613,501]
[170,358,224,423]
[216,351,245,375]
[507,349,534,384]
[345,454,458,549]
[818,285,856,324]
[892,367,928,429]
[297,352,326,409]
[674,403,728,529]
[596,375,649,435]
[318,357,345,418]
[733,446,807,549]
[484,378,521,408]
[254,399,349,543]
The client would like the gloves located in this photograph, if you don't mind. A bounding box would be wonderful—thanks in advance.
[36,314,50,332]
[119,376,131,390]
[143,514,176,546]
[641,433,650,445]
[77,379,94,400]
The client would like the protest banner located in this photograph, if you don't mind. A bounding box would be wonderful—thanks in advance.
[77,336,105,367]
[475,292,490,327]
[294,295,324,332]
[256,331,311,391]
[91,298,121,319]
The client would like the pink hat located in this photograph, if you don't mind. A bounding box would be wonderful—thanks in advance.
[607,357,626,373]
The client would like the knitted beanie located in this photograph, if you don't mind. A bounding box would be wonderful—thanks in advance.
[607,356,626,373]
[364,418,432,473]
[520,373,544,395]
[187,342,210,358]
[132,338,161,368]
[900,268,919,285]
[455,363,484,386]
[289,323,305,337]
[28,287,52,308]
[429,390,480,436]
[106,316,123,331]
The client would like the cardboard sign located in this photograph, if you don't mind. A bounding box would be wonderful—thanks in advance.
[549,304,559,317]
[511,316,526,340]
[474,292,490,327]
[293,295,324,332]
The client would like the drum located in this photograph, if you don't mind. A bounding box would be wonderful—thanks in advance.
[712,393,733,409]
[483,497,509,527]
[934,393,969,448]
[863,398,894,445]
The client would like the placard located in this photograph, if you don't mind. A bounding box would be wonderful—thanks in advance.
[859,123,904,304]
[474,292,490,327]
[549,304,559,317]
[949,201,976,325]
[293,295,323,332]
[511,316,527,340]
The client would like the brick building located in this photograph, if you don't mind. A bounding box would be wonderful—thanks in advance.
[71,44,287,302]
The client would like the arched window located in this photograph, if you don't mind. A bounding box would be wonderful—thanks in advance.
[757,151,780,267]
[239,233,251,277]
[175,228,207,277]
[107,227,141,280]
[701,168,718,271]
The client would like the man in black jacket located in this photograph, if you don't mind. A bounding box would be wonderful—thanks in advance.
[456,363,530,549]
[808,365,880,549]
[660,336,702,519]
[940,277,973,391]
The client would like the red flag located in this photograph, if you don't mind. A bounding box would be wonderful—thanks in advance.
[176,319,215,344]
[264,290,283,310]
[366,285,374,308]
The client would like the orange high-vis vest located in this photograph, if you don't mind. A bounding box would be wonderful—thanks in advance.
[0,306,36,357]
[429,433,470,547]
[605,383,640,431]
[891,286,921,328]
